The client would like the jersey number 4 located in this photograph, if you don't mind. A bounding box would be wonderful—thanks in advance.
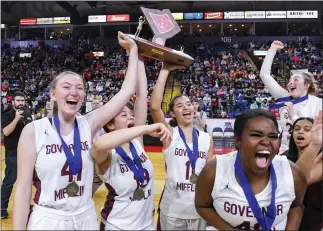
[61,160,83,182]
[236,221,276,231]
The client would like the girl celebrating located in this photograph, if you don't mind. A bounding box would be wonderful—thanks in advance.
[285,113,322,230]
[91,56,171,230]
[259,40,322,154]
[13,32,139,230]
[195,109,321,230]
[150,63,214,230]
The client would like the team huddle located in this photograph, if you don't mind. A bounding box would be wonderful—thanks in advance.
[11,34,322,231]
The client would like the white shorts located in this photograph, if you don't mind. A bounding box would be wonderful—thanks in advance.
[27,203,99,230]
[157,210,206,230]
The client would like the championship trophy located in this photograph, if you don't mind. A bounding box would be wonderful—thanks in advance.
[126,7,194,66]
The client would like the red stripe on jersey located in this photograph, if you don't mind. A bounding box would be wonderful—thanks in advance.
[101,183,118,220]
[33,169,41,204]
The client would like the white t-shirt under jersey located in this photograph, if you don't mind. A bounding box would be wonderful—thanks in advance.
[99,138,155,230]
[33,116,94,214]
[260,48,322,154]
[212,151,295,230]
[160,126,210,219]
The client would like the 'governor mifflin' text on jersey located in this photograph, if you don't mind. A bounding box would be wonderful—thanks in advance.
[212,151,295,230]
[32,116,94,213]
[160,126,210,219]
[99,138,155,230]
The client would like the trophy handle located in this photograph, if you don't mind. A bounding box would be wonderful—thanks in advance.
[135,16,146,38]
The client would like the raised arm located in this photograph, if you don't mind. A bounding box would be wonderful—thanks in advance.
[195,158,235,230]
[86,32,138,137]
[285,161,307,231]
[13,123,37,230]
[296,111,322,185]
[92,123,171,173]
[150,63,184,128]
[259,41,289,99]
[134,55,148,145]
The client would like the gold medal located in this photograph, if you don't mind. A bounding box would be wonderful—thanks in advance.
[190,174,198,184]
[66,181,79,197]
[132,188,145,201]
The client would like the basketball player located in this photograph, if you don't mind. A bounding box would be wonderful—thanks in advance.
[150,63,214,230]
[91,55,171,230]
[194,109,321,230]
[286,114,322,230]
[260,40,322,154]
[13,31,139,230]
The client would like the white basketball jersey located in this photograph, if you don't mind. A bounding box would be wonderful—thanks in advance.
[160,126,210,219]
[33,116,94,213]
[99,138,155,230]
[212,151,295,230]
[278,95,322,154]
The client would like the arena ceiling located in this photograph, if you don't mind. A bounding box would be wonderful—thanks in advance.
[1,1,322,25]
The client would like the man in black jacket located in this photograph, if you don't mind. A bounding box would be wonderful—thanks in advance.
[1,92,32,219]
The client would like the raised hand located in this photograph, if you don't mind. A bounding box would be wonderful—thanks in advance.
[311,111,322,146]
[146,123,172,142]
[118,31,137,51]
[270,40,284,51]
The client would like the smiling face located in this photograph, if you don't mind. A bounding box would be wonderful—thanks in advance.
[235,116,280,175]
[106,104,134,131]
[287,73,309,98]
[293,119,313,148]
[50,73,85,117]
[170,96,195,126]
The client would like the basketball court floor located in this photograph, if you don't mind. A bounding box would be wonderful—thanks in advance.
[1,146,166,230]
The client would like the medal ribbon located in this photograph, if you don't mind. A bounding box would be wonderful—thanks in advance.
[269,94,308,110]
[178,127,199,171]
[115,142,144,183]
[234,152,277,231]
[53,114,82,175]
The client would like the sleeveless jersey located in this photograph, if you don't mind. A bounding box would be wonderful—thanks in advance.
[99,138,155,230]
[212,151,295,230]
[278,94,322,154]
[160,126,210,219]
[32,116,94,213]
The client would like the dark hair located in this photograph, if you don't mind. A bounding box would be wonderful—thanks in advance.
[288,117,314,163]
[13,91,25,100]
[168,95,184,127]
[103,101,134,133]
[234,109,279,138]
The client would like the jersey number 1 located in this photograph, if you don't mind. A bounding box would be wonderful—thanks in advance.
[61,160,83,182]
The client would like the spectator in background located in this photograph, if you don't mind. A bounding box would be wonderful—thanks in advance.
[250,100,259,110]
[1,98,12,114]
[192,99,207,132]
[1,92,32,219]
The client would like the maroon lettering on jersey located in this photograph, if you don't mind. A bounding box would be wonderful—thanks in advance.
[174,148,206,159]
[139,153,148,163]
[223,201,284,217]
[46,141,89,155]
[54,185,85,201]
[176,182,195,192]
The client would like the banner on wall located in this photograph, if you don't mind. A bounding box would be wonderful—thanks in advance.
[88,15,106,23]
[172,13,184,21]
[245,11,266,19]
[287,11,318,19]
[204,12,224,20]
[53,17,70,24]
[37,18,53,25]
[165,118,236,155]
[265,11,287,19]
[20,18,37,25]
[224,12,245,19]
[107,14,130,22]
[184,12,203,20]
